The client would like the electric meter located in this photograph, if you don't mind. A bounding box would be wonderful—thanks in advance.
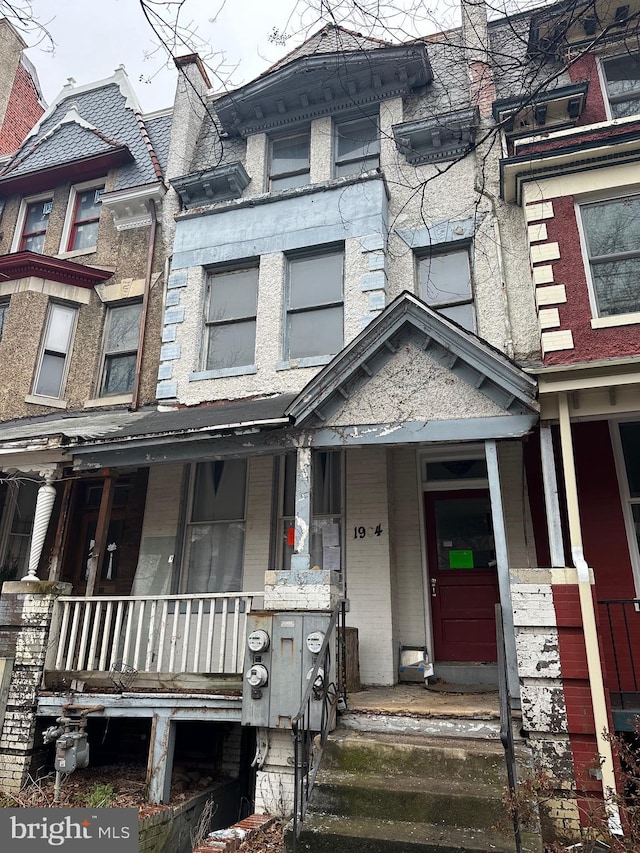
[306,631,325,655]
[245,664,269,688]
[247,629,270,653]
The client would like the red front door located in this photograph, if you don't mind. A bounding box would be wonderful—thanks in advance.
[425,490,499,662]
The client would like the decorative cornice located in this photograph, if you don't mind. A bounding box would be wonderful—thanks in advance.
[215,45,432,137]
[0,251,113,289]
[501,123,640,203]
[392,107,478,165]
[527,0,640,58]
[101,182,166,230]
[171,162,250,208]
[493,83,588,137]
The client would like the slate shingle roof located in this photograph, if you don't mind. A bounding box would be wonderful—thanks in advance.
[144,111,172,176]
[4,121,126,178]
[1,77,170,191]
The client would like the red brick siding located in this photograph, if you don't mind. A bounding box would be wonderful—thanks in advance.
[541,195,640,364]
[0,61,43,155]
[567,53,607,126]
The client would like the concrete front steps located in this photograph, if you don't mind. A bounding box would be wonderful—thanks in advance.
[287,726,543,853]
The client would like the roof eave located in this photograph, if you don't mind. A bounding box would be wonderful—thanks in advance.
[0,147,133,196]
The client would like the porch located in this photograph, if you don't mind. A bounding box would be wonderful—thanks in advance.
[44,591,260,693]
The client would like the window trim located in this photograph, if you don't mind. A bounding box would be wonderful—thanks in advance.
[32,301,78,400]
[98,299,143,398]
[11,192,53,254]
[333,112,380,178]
[416,244,476,331]
[610,419,640,596]
[268,130,311,191]
[0,299,9,342]
[202,263,259,372]
[576,191,640,325]
[284,245,344,361]
[600,51,640,121]
[59,179,105,257]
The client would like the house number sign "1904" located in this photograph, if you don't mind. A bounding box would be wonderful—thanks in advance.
[354,525,383,538]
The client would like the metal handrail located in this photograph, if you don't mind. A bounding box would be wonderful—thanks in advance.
[598,598,640,705]
[291,600,346,851]
[496,602,522,853]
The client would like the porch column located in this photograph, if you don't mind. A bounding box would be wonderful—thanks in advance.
[22,477,57,582]
[85,472,116,597]
[147,712,175,804]
[539,423,565,568]
[557,392,621,835]
[485,440,519,700]
[290,447,311,573]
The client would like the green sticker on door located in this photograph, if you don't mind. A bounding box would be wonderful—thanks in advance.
[448,549,474,568]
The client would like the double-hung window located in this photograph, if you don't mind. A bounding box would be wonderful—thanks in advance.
[0,300,9,341]
[418,248,475,331]
[18,198,52,252]
[66,185,104,252]
[0,479,39,579]
[286,249,344,360]
[580,194,640,319]
[270,132,310,190]
[184,459,247,593]
[602,53,640,118]
[204,266,258,371]
[33,303,77,399]
[100,301,143,396]
[334,115,379,177]
[277,451,343,571]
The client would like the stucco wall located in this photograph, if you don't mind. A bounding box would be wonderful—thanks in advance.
[0,173,164,419]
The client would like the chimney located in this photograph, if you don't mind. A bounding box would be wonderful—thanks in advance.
[461,0,495,120]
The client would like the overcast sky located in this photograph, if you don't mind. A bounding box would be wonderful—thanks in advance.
[22,0,475,114]
[25,0,305,114]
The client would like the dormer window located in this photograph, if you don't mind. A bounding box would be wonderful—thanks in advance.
[602,53,640,118]
[269,132,310,190]
[334,115,379,177]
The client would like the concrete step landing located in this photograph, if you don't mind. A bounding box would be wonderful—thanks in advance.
[286,726,542,853]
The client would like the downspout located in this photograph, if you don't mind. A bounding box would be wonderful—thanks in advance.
[557,392,622,835]
[130,199,157,412]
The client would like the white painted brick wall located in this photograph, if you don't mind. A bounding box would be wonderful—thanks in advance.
[254,729,295,816]
[520,680,568,733]
[345,447,394,685]
[515,627,561,679]
[511,584,557,627]
[388,447,426,649]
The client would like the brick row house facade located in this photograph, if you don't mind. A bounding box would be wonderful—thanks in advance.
[0,1,637,846]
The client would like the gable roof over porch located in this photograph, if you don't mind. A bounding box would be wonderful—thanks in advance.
[286,292,539,446]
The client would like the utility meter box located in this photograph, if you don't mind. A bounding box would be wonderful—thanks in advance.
[54,732,89,773]
[242,611,334,730]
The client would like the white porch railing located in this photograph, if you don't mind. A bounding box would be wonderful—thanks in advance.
[49,593,260,676]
